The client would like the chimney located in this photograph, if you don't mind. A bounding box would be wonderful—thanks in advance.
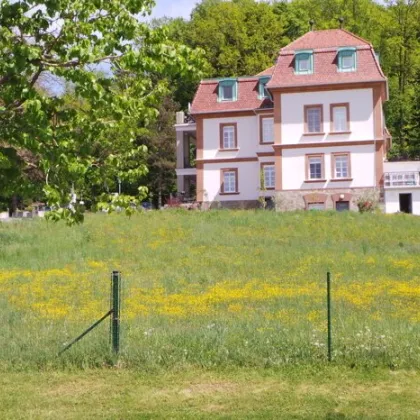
[176,111,185,124]
[338,17,344,29]
[309,20,315,31]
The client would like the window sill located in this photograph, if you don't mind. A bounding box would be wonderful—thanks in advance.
[304,179,327,183]
[218,148,239,152]
[330,178,353,182]
[259,141,274,145]
[264,187,275,190]
[329,131,351,135]
[220,192,240,195]
[303,132,326,137]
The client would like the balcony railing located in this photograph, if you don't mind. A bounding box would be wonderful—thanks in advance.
[384,171,420,188]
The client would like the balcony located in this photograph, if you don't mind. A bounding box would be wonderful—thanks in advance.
[384,171,420,188]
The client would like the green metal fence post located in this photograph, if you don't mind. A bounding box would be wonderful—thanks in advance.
[327,271,332,362]
[111,271,121,354]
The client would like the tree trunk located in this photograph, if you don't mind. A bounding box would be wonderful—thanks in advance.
[10,195,18,217]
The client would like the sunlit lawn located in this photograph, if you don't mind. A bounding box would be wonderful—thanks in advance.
[0,210,419,370]
[1,367,419,419]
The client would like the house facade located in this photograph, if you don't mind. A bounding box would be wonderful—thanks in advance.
[175,29,418,214]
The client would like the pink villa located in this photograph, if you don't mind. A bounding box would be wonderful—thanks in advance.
[175,29,420,214]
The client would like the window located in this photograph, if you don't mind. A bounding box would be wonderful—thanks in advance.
[304,105,323,134]
[338,48,356,72]
[295,51,314,75]
[336,201,350,212]
[218,79,238,102]
[261,163,275,189]
[332,153,351,179]
[219,123,237,150]
[260,116,274,144]
[330,103,350,133]
[258,76,271,99]
[306,154,325,181]
[221,169,238,194]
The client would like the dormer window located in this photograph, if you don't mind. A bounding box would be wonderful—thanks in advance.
[218,79,237,102]
[338,48,357,72]
[258,76,271,99]
[295,50,313,75]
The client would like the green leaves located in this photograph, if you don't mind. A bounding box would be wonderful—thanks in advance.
[0,0,201,224]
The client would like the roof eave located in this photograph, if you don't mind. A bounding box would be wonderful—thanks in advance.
[267,79,387,91]
[190,106,273,116]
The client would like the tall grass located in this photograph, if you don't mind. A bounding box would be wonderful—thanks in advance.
[0,210,419,371]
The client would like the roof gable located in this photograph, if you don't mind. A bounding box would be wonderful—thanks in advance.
[281,29,371,53]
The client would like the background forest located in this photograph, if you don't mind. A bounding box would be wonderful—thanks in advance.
[1,0,419,211]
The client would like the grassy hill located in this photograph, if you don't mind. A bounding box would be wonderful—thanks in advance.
[0,210,419,371]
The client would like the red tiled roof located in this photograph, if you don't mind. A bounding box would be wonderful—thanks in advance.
[191,29,387,114]
[257,65,276,76]
[281,29,371,52]
[268,29,386,89]
[190,78,273,115]
[268,48,386,89]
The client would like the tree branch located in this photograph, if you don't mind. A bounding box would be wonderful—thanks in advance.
[41,54,121,68]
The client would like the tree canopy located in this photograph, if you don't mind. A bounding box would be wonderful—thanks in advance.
[0,0,203,223]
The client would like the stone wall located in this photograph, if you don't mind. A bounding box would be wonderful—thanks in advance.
[202,200,260,210]
[275,188,382,212]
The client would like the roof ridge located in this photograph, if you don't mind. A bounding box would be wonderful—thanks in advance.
[281,28,372,52]
[280,31,310,52]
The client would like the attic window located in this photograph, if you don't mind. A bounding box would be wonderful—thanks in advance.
[258,76,271,99]
[218,79,237,102]
[295,50,313,75]
[338,48,357,72]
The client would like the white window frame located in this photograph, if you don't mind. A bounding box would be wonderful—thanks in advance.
[221,169,238,194]
[330,103,350,133]
[261,117,274,144]
[305,105,323,134]
[262,164,275,189]
[307,154,324,180]
[332,153,351,179]
[223,126,235,149]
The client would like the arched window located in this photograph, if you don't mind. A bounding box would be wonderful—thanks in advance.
[218,79,238,102]
[258,76,271,99]
[337,48,357,72]
[295,50,314,75]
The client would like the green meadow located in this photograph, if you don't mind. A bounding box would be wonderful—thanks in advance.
[0,210,419,370]
[0,210,419,417]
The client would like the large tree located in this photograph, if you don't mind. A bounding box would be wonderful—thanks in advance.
[0,0,203,223]
[166,0,287,78]
[137,96,179,208]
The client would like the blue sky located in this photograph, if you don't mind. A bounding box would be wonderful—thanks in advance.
[150,0,199,19]
[150,0,386,20]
